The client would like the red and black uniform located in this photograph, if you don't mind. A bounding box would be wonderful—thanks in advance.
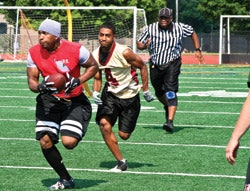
[27,40,92,143]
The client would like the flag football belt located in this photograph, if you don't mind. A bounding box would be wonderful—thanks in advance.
[53,95,71,102]
[150,58,179,71]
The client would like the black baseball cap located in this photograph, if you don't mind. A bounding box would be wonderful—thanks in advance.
[158,8,173,18]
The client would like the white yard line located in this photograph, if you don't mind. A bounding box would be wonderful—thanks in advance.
[0,165,245,179]
[0,119,235,128]
[1,137,250,149]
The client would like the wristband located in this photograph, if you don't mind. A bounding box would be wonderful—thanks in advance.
[195,48,201,52]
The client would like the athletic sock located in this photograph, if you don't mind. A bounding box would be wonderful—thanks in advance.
[164,106,169,121]
[120,159,126,163]
[168,119,173,123]
[42,146,71,180]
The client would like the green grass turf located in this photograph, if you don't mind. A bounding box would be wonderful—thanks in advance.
[0,62,249,190]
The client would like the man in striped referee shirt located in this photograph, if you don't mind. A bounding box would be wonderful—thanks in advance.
[137,7,204,133]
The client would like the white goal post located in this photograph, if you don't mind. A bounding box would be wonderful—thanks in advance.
[219,15,250,64]
[0,6,147,60]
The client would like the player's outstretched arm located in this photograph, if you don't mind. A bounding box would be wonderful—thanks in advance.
[226,89,250,165]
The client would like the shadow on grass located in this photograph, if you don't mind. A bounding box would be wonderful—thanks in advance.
[141,125,164,130]
[42,178,107,189]
[141,125,202,133]
[100,161,154,170]
[170,125,210,133]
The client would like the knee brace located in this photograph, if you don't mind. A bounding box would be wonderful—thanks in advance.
[165,91,177,106]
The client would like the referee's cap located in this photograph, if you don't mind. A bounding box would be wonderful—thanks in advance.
[38,18,61,37]
[158,8,173,18]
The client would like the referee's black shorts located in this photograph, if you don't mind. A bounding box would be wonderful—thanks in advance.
[96,90,140,134]
[149,58,181,98]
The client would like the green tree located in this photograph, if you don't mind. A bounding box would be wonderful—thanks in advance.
[0,0,166,37]
[4,0,249,33]
[198,0,250,31]
[0,0,166,24]
[178,0,213,33]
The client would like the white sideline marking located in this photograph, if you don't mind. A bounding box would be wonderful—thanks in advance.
[0,119,34,122]
[0,119,235,129]
[180,86,247,90]
[0,106,241,115]
[180,77,246,80]
[1,137,250,149]
[179,100,243,104]
[0,88,29,91]
[178,90,247,98]
[0,95,34,98]
[0,165,244,179]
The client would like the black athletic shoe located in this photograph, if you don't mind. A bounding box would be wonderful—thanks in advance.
[163,121,174,133]
[110,160,128,172]
[49,178,75,190]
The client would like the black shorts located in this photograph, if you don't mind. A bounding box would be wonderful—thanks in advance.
[150,58,182,98]
[35,93,92,144]
[95,90,140,133]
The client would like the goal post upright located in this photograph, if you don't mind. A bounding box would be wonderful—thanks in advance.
[219,15,250,64]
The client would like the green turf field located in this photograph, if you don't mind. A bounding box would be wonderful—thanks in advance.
[0,62,250,191]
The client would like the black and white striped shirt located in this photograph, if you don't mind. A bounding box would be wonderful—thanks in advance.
[137,22,194,65]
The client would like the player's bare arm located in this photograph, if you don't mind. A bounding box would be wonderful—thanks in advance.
[226,89,250,165]
[27,67,40,93]
[79,53,98,84]
[191,31,200,49]
[93,70,102,92]
[123,48,149,92]
[191,31,204,63]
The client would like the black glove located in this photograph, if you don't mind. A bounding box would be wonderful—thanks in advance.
[37,76,58,94]
[65,73,80,96]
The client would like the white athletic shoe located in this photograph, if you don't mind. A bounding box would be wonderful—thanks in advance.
[110,160,128,172]
[48,178,75,190]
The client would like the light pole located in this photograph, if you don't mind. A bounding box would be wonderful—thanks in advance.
[176,0,178,23]
[166,0,178,22]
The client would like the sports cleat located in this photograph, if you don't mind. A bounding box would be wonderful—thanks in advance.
[109,160,128,172]
[163,121,174,133]
[49,178,75,190]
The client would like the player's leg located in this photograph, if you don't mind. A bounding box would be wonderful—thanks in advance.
[49,93,91,190]
[162,59,181,132]
[99,116,128,172]
[36,124,74,190]
[39,134,74,190]
[150,66,176,133]
[35,94,75,190]
[118,93,140,140]
[96,90,126,171]
[99,116,123,160]
[108,94,141,172]
[97,91,121,159]
[60,93,92,149]
[149,65,170,129]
